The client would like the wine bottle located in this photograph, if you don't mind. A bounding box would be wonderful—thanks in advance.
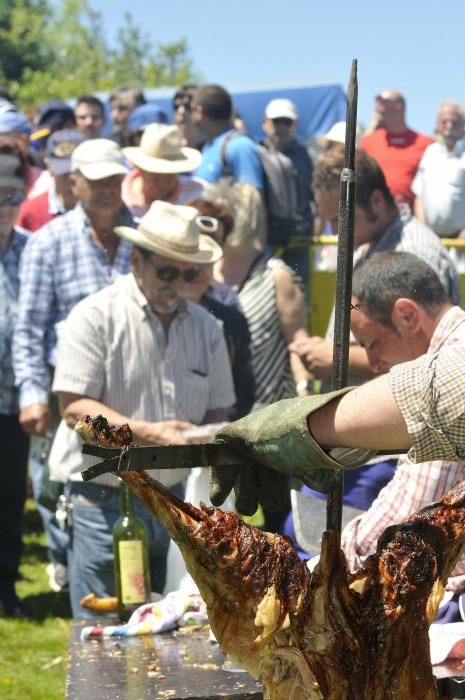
[113,482,151,621]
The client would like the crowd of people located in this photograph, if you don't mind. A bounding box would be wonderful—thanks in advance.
[1,82,465,626]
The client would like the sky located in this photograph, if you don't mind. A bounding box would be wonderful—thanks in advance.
[89,0,465,136]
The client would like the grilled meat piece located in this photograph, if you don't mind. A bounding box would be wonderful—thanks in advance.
[76,415,465,699]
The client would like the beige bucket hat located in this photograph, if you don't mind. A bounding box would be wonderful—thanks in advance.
[123,124,202,174]
[114,200,223,264]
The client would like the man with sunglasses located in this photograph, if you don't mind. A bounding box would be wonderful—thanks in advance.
[361,90,433,208]
[0,154,31,616]
[51,200,235,616]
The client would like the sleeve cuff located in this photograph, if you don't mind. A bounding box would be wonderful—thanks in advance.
[19,383,49,410]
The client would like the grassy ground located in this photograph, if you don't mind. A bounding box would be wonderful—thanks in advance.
[0,502,71,700]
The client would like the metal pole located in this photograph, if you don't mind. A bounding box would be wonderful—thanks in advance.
[325,59,358,533]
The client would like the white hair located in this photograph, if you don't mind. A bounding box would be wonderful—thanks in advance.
[203,180,267,250]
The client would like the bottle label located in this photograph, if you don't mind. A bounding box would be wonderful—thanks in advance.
[118,540,146,605]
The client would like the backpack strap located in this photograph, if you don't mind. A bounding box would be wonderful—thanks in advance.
[220,129,245,178]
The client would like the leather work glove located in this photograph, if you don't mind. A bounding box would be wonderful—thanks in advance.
[210,390,377,515]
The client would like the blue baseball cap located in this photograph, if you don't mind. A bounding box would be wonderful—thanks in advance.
[128,102,168,131]
[46,129,86,176]
[0,108,32,135]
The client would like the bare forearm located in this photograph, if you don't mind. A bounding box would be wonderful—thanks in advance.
[59,395,153,444]
[308,374,412,450]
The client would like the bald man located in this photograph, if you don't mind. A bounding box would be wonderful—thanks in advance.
[413,101,465,239]
[360,89,433,208]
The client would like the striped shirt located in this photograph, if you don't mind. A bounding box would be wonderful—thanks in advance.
[342,306,465,592]
[238,257,298,406]
[13,203,134,409]
[51,273,235,487]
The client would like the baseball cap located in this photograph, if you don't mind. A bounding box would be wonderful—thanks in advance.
[71,138,128,180]
[128,102,168,131]
[0,154,26,189]
[31,100,76,143]
[46,129,86,176]
[265,98,298,121]
[0,109,32,135]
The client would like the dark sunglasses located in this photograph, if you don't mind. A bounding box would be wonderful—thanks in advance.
[0,191,24,206]
[272,117,294,127]
[150,264,202,283]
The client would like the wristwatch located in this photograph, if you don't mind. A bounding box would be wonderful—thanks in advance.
[295,379,314,394]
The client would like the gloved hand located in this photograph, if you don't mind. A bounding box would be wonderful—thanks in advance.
[210,390,377,514]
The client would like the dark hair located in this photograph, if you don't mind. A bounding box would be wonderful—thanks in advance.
[76,95,105,117]
[133,244,152,261]
[172,84,198,110]
[193,85,232,121]
[352,251,449,329]
[109,86,146,108]
[186,198,234,239]
[313,148,396,210]
[355,150,395,210]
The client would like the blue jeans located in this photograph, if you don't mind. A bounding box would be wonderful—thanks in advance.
[30,437,68,566]
[66,480,185,618]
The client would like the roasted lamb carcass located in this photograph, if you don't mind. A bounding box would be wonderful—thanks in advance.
[76,415,465,700]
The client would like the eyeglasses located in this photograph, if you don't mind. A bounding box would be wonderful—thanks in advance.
[272,117,294,127]
[0,191,24,206]
[149,263,202,283]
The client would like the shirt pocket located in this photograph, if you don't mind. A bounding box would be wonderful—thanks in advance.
[180,371,210,424]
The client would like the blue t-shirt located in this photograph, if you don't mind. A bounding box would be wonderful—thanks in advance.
[196,129,264,189]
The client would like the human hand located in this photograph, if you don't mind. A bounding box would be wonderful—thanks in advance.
[140,420,194,446]
[289,336,334,379]
[19,403,50,436]
[210,393,377,513]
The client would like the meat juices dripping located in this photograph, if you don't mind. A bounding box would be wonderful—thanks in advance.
[76,414,465,700]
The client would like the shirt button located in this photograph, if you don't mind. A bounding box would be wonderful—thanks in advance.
[456,447,465,459]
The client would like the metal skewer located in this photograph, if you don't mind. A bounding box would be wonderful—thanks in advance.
[326,59,358,533]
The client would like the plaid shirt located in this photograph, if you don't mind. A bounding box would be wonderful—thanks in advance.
[13,204,134,409]
[342,306,465,592]
[0,229,28,414]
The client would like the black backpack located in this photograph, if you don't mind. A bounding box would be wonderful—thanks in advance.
[220,131,301,248]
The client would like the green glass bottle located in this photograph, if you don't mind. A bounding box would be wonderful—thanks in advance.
[112,481,151,621]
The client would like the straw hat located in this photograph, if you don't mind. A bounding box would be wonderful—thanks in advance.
[114,200,223,264]
[123,124,202,174]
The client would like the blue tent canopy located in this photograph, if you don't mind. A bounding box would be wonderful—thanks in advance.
[112,83,347,142]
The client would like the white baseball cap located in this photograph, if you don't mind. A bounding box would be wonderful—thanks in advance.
[71,138,128,180]
[265,98,298,121]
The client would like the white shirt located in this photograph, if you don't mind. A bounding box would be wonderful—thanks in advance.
[51,273,235,486]
[412,138,465,236]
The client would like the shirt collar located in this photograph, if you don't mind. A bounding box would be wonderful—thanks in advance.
[429,306,465,354]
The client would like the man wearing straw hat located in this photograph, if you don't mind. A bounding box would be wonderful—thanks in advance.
[122,123,204,220]
[51,200,235,617]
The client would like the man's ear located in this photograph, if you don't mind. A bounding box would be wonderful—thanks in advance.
[391,298,420,331]
[131,247,142,276]
[69,173,78,196]
[369,189,384,213]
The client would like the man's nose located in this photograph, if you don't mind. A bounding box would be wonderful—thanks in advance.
[367,351,387,375]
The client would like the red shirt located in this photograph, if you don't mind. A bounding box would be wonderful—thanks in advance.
[16,191,56,232]
[360,128,433,207]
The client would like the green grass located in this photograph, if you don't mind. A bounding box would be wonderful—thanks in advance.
[0,502,71,700]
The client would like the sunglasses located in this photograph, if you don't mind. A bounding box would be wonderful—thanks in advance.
[0,191,24,206]
[149,263,202,283]
[272,117,294,127]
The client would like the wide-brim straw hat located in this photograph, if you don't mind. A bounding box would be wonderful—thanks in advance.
[123,123,202,174]
[115,200,223,264]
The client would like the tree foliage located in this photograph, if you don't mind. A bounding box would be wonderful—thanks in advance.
[0,0,197,107]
